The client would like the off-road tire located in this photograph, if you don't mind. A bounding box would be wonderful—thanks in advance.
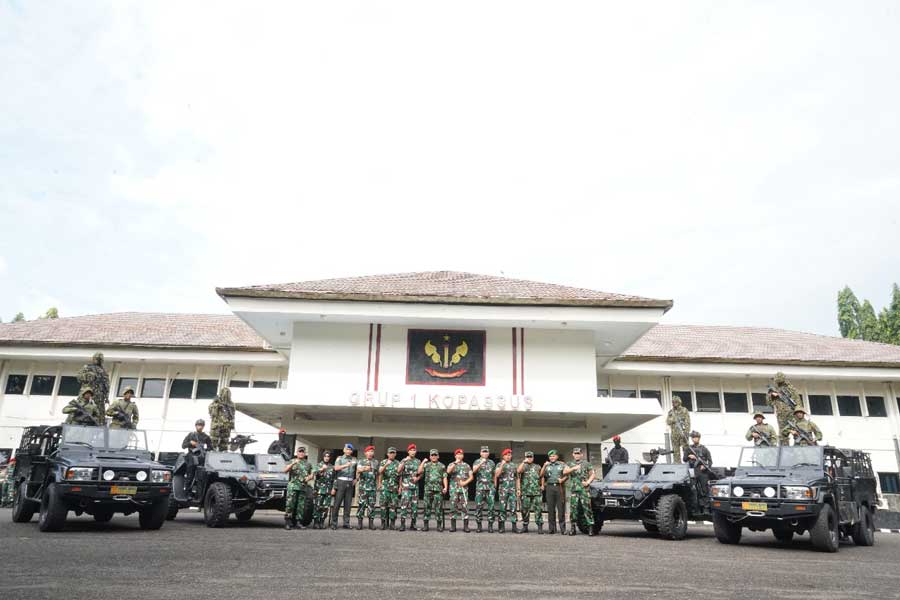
[299,494,315,527]
[656,494,688,540]
[642,521,659,534]
[204,482,232,528]
[772,525,794,544]
[591,510,604,535]
[165,494,179,520]
[235,507,256,522]
[38,482,68,532]
[12,481,36,523]
[810,503,839,553]
[139,499,168,530]
[850,506,875,547]
[713,512,742,544]
[93,509,114,523]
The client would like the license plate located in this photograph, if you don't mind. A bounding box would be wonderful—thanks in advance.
[605,499,618,507]
[741,501,767,511]
[111,485,137,495]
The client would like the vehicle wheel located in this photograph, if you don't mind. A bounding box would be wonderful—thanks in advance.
[809,503,839,553]
[713,512,742,545]
[299,494,315,527]
[656,494,688,540]
[139,499,168,530]
[591,510,604,535]
[92,509,114,523]
[12,481,36,523]
[38,482,68,532]
[642,521,659,534]
[203,482,232,528]
[166,495,179,520]
[235,507,256,522]
[850,506,875,547]
[772,526,794,544]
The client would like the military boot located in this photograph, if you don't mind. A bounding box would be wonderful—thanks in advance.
[381,516,388,530]
[476,520,483,533]
[568,523,577,536]
[410,518,418,531]
[438,519,444,532]
[357,517,364,530]
[450,519,457,532]
[559,522,566,535]
[522,523,529,534]
[422,519,430,532]
[488,521,494,533]
[284,515,293,530]
[464,520,470,533]
[537,523,544,534]
[548,523,556,534]
[588,526,596,537]
[512,522,520,534]
[399,519,406,532]
[498,521,506,534]
[390,517,397,530]
[368,518,375,530]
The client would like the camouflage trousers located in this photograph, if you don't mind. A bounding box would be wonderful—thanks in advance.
[569,492,594,527]
[356,487,377,518]
[285,483,312,522]
[379,487,399,521]
[473,487,495,521]
[671,436,688,464]
[520,493,543,524]
[210,424,232,452]
[423,488,444,520]
[313,491,333,523]
[495,488,517,523]
[1,481,14,508]
[775,410,792,445]
[399,486,419,520]
[449,487,469,520]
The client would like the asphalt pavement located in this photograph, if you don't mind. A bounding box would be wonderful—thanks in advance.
[2,508,900,600]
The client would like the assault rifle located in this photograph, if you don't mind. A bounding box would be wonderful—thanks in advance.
[73,405,100,427]
[228,434,258,453]
[786,418,817,446]
[750,424,773,447]
[676,423,719,478]
[109,406,135,429]
[767,383,798,410]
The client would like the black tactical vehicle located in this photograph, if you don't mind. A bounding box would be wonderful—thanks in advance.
[167,450,290,527]
[710,445,878,552]
[589,450,714,540]
[10,425,172,532]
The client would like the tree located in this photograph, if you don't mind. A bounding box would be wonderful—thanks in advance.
[880,283,900,345]
[837,286,861,339]
[837,284,900,345]
[859,300,880,341]
[41,307,59,319]
[12,312,25,322]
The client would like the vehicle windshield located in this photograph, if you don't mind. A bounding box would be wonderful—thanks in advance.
[255,454,286,473]
[646,463,688,481]
[738,446,779,468]
[61,425,148,451]
[206,452,251,472]
[779,446,823,469]
[604,464,641,481]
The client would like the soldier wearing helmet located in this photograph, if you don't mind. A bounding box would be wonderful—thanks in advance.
[77,352,110,416]
[181,418,213,497]
[208,387,235,452]
[62,387,101,426]
[768,371,800,445]
[605,435,629,465]
[106,386,139,429]
[666,395,691,463]
[684,431,713,505]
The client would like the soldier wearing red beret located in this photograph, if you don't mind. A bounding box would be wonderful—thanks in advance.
[447,448,473,532]
[355,445,378,530]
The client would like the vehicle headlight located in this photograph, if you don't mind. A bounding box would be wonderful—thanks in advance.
[710,484,730,498]
[732,486,744,497]
[150,470,171,483]
[247,480,257,491]
[782,486,814,500]
[102,469,116,481]
[764,487,776,498]
[135,470,148,482]
[633,489,644,501]
[65,467,96,481]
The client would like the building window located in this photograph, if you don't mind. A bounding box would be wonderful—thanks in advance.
[612,389,636,398]
[724,392,748,413]
[29,375,56,396]
[196,379,218,400]
[808,395,833,416]
[141,378,166,398]
[866,396,887,418]
[880,473,900,494]
[252,380,278,389]
[229,380,249,388]
[695,391,721,412]
[169,379,194,399]
[117,378,139,396]
[4,375,27,395]
[751,393,774,414]
[58,376,80,397]
[597,388,610,398]
[640,389,662,406]
[672,391,693,411]
[837,395,862,417]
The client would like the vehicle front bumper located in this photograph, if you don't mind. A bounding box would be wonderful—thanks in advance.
[57,482,171,505]
[710,498,820,522]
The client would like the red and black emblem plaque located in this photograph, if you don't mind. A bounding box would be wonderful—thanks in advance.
[406,329,486,386]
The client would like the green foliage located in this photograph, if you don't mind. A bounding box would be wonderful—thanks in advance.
[837,286,861,339]
[41,307,59,319]
[837,284,900,345]
[12,312,25,322]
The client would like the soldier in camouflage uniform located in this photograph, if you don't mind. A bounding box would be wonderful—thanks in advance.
[768,372,801,445]
[1,457,15,508]
[312,450,335,529]
[355,445,378,530]
[283,446,314,530]
[62,388,101,426]
[563,447,596,536]
[745,412,777,446]
[493,448,519,533]
[106,386,139,429]
[398,443,422,531]
[472,445,496,532]
[78,352,110,416]
[207,387,235,452]
[417,449,448,532]
[447,448,473,532]
[517,451,543,534]
[783,407,823,446]
[666,396,691,463]
[541,449,568,534]
[378,447,400,530]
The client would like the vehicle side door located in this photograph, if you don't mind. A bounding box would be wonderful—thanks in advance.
[825,449,854,523]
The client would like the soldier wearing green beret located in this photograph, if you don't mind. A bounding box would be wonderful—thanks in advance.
[563,447,596,536]
[377,447,401,530]
[541,449,568,534]
[472,445,496,533]
[517,450,543,534]
[417,449,447,532]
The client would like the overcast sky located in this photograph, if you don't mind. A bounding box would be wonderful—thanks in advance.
[1,2,898,336]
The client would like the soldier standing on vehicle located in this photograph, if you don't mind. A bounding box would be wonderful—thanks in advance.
[517,451,543,534]
[1,457,15,508]
[472,445,496,533]
[666,396,691,463]
[563,447,596,536]
[418,449,447,532]
[355,445,378,530]
[541,449,567,534]
[745,412,777,446]
[768,371,800,445]
[493,448,518,533]
[684,431,713,506]
[447,448,473,532]
[605,435,629,465]
[182,419,213,497]
[784,407,822,446]
[378,447,401,530]
[397,443,422,531]
[62,388,101,426]
[77,352,110,417]
[107,386,139,429]
[283,446,314,530]
[312,450,335,529]
[207,387,235,452]
[331,443,358,530]
[268,428,292,460]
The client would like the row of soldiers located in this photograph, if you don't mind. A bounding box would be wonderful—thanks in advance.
[282,443,598,535]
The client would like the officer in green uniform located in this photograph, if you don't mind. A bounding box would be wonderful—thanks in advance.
[355,445,378,530]
[666,396,691,463]
[447,448,473,532]
[418,449,448,532]
[784,407,823,446]
[62,388,101,426]
[1,457,15,508]
[541,449,567,534]
[472,445,496,533]
[517,450,543,534]
[563,447,596,536]
[768,372,801,445]
[378,447,400,530]
[312,450,335,529]
[493,448,518,533]
[283,446,314,530]
[398,443,422,531]
[745,412,777,446]
[106,386,139,429]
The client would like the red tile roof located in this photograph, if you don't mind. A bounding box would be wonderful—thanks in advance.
[0,313,270,351]
[620,324,900,368]
[216,271,674,309]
